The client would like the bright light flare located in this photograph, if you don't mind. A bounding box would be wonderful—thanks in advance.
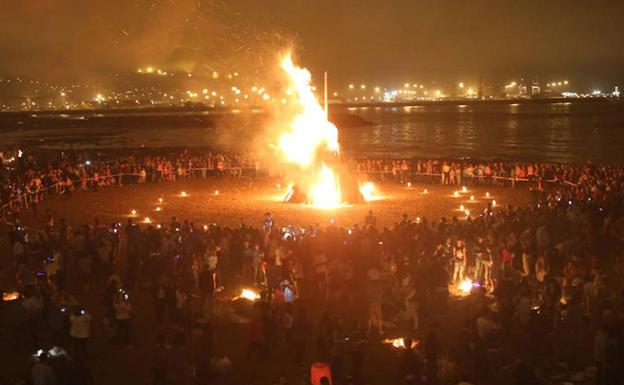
[234,288,261,301]
[276,53,339,167]
[359,181,379,201]
[458,278,473,294]
[309,164,342,209]
[2,291,19,302]
[383,338,418,349]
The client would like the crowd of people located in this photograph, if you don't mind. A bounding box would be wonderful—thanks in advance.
[0,147,615,215]
[2,148,624,385]
[0,149,262,215]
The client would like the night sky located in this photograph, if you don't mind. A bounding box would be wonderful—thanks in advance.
[1,0,622,87]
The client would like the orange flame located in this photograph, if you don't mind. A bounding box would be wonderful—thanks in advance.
[277,53,339,167]
[276,53,343,208]
[2,291,19,302]
[383,337,418,349]
[234,288,260,301]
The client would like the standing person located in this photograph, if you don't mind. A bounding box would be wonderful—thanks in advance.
[153,277,169,325]
[483,244,494,289]
[31,352,56,385]
[152,334,170,385]
[453,240,467,285]
[113,292,133,348]
[69,308,92,361]
[282,304,295,352]
[398,338,422,385]
[473,237,485,282]
[424,328,439,385]
[364,210,376,228]
[405,282,419,332]
[247,311,265,360]
[292,307,311,367]
[251,243,265,286]
[442,162,451,185]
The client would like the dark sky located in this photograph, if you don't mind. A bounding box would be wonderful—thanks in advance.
[1,0,622,88]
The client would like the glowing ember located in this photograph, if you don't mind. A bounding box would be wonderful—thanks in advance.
[459,204,465,211]
[235,288,261,301]
[155,207,162,212]
[130,209,137,216]
[492,200,497,207]
[158,197,163,203]
[462,186,467,193]
[453,191,460,198]
[423,188,428,194]
[143,217,151,224]
[276,183,282,189]
[470,195,475,201]
[214,190,220,196]
[2,291,19,301]
[407,182,412,187]
[458,278,473,294]
[383,338,418,349]
[485,192,490,198]
[180,191,188,197]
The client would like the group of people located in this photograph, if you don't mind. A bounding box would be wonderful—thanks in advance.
[2,147,624,385]
[1,147,617,216]
[355,158,600,190]
[0,149,262,215]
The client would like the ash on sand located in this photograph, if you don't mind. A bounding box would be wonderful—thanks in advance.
[24,178,531,230]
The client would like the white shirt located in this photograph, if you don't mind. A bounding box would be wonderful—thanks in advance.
[70,314,92,338]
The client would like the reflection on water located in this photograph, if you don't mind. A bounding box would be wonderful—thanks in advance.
[2,101,624,164]
[339,102,624,163]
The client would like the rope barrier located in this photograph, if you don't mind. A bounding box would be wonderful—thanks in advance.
[0,166,581,220]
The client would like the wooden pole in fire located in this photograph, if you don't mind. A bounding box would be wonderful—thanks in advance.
[324,70,328,120]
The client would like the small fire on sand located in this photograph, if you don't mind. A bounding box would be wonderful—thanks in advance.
[383,337,419,349]
[273,52,377,208]
[233,288,261,301]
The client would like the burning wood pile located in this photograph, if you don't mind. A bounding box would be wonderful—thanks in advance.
[272,53,377,209]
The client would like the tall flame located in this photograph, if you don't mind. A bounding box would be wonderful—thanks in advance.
[309,163,342,209]
[275,52,376,208]
[277,53,340,167]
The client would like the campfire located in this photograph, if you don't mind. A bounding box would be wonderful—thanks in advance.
[273,53,376,208]
[233,288,261,301]
[2,291,20,302]
[383,337,419,349]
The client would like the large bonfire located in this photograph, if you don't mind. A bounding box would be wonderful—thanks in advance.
[273,52,372,208]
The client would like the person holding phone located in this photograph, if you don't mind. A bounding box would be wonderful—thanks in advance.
[70,307,92,360]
